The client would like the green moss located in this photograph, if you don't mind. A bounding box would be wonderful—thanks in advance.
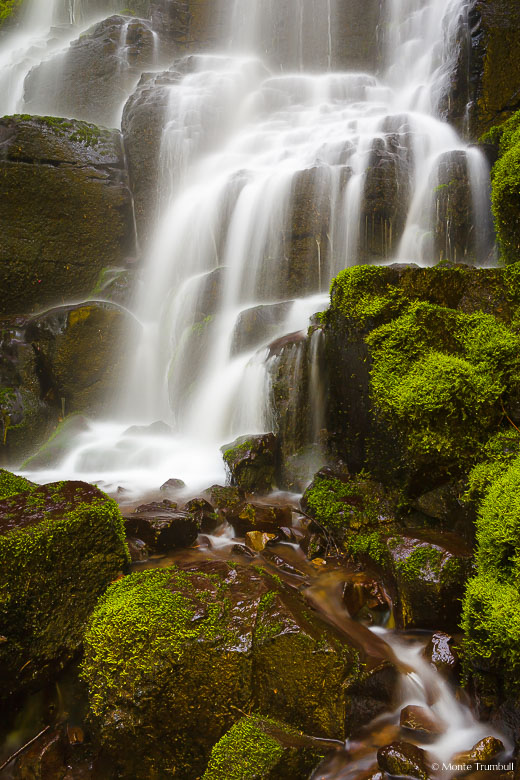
[345,531,389,567]
[366,301,520,471]
[202,717,284,779]
[302,473,392,540]
[0,0,23,27]
[394,544,443,581]
[0,468,33,499]
[462,575,520,690]
[465,429,520,502]
[329,265,407,325]
[0,481,129,696]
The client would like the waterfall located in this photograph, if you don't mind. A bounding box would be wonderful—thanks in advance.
[15,0,492,496]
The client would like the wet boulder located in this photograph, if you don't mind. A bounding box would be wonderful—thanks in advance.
[81,560,365,778]
[229,501,292,536]
[231,302,293,356]
[379,532,472,631]
[124,499,200,551]
[24,16,158,128]
[377,741,430,780]
[245,531,277,551]
[202,715,328,779]
[342,573,392,626]
[451,736,506,767]
[183,497,219,533]
[25,302,139,418]
[0,478,129,697]
[423,632,460,678]
[399,705,445,742]
[301,468,396,542]
[205,484,244,514]
[433,151,479,264]
[222,433,277,494]
[0,115,134,315]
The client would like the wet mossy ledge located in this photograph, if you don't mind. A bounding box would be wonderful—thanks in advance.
[0,477,129,697]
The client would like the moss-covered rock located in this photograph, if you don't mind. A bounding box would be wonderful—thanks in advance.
[81,560,364,778]
[222,433,277,494]
[325,263,520,495]
[301,468,396,543]
[0,115,134,315]
[0,479,129,697]
[486,110,520,264]
[0,468,34,498]
[202,716,325,780]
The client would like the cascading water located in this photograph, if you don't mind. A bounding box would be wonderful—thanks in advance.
[18,0,491,497]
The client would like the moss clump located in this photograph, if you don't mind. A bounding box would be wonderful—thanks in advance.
[301,471,394,541]
[329,264,407,325]
[202,716,323,780]
[366,301,520,474]
[465,429,520,502]
[462,455,520,691]
[462,575,520,689]
[394,544,443,581]
[0,480,129,696]
[0,468,33,499]
[489,112,520,264]
[345,531,389,567]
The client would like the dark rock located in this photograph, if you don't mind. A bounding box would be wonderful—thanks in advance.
[231,302,293,355]
[230,501,293,536]
[161,477,187,490]
[24,16,158,128]
[127,537,149,562]
[345,662,400,732]
[360,119,412,263]
[342,574,392,626]
[231,543,255,558]
[124,503,200,551]
[0,478,129,697]
[81,560,365,778]
[123,420,172,437]
[205,484,244,513]
[222,433,277,494]
[25,302,139,418]
[399,705,445,741]
[13,727,66,779]
[183,497,219,532]
[0,115,134,315]
[377,741,430,780]
[423,632,460,678]
[451,736,506,767]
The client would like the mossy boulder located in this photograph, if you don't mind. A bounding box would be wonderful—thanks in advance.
[301,468,396,543]
[486,110,520,264]
[325,263,520,495]
[0,468,34,498]
[0,115,134,315]
[0,478,129,697]
[222,433,277,494]
[81,560,366,778]
[202,716,326,780]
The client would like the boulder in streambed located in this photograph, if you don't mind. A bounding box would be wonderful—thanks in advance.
[399,705,445,742]
[0,115,134,315]
[0,478,129,697]
[222,433,277,494]
[377,741,430,780]
[229,501,293,536]
[81,559,372,778]
[124,500,200,551]
[202,715,329,779]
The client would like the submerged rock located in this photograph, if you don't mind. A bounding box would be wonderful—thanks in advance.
[81,560,366,778]
[202,715,328,779]
[0,478,129,697]
[222,433,277,494]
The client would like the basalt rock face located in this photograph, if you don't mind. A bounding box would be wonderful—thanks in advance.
[0,116,134,315]
[24,16,158,128]
[449,0,520,139]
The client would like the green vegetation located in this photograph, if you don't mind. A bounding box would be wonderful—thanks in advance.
[462,456,520,690]
[0,479,129,695]
[0,0,23,27]
[393,544,443,581]
[345,531,389,567]
[485,110,520,264]
[302,472,394,540]
[329,264,407,325]
[0,468,33,499]
[202,717,284,779]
